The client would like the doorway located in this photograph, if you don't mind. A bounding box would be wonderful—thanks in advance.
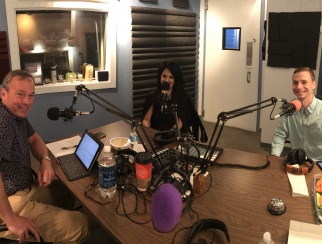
[200,0,263,132]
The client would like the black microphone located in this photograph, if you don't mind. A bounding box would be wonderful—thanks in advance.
[159,82,170,113]
[272,100,301,120]
[47,107,91,121]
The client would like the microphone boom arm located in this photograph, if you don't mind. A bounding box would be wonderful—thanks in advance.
[74,84,163,173]
[199,97,279,174]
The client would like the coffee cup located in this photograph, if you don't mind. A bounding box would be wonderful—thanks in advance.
[134,152,152,192]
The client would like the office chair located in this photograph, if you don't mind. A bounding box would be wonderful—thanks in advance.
[316,94,322,100]
[0,224,47,243]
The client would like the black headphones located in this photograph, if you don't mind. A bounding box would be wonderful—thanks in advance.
[187,218,230,244]
[115,149,137,176]
[284,148,314,175]
[153,128,176,145]
[150,167,193,215]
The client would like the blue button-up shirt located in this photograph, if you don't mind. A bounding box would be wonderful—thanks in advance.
[271,96,322,161]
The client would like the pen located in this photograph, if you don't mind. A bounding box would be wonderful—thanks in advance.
[61,145,77,150]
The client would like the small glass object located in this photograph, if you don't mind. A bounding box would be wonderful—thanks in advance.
[58,74,64,83]
[77,73,83,82]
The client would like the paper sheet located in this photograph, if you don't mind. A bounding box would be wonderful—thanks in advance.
[286,164,309,197]
[46,135,81,158]
[132,143,145,153]
[288,220,322,244]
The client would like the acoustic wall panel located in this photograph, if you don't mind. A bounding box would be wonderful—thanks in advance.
[0,32,11,84]
[131,7,198,118]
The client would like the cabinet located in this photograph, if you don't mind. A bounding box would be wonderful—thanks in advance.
[0,32,11,84]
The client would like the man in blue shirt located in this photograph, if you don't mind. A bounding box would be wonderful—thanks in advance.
[271,67,322,161]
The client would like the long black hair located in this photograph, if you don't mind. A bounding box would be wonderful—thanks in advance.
[156,62,185,104]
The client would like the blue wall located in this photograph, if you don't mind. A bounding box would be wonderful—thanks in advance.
[0,0,200,142]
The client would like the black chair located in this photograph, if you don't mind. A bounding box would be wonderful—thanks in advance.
[0,224,46,243]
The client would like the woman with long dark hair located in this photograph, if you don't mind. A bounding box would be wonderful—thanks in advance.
[142,61,207,142]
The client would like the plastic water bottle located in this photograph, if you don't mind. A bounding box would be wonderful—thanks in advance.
[51,65,57,84]
[98,146,116,198]
[130,124,138,146]
[259,232,274,244]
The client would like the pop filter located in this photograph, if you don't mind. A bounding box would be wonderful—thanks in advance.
[151,183,182,232]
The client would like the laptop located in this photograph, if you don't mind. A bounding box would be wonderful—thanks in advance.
[57,130,104,181]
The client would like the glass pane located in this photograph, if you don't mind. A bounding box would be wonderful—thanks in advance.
[16,10,106,83]
[222,27,241,51]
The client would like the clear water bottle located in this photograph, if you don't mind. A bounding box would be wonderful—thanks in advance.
[98,146,116,198]
[130,123,138,146]
[259,232,274,244]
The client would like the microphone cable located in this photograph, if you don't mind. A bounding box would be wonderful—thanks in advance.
[269,100,279,120]
[82,87,96,114]
[84,178,112,205]
[211,155,271,170]
[114,156,152,225]
[116,183,152,225]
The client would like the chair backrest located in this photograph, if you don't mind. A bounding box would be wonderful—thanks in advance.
[316,94,322,100]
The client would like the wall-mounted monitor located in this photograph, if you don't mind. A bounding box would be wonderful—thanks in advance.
[222,27,241,51]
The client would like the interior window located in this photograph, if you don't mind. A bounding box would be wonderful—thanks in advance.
[17,10,106,83]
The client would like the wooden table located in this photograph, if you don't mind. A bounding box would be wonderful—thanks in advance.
[49,121,319,244]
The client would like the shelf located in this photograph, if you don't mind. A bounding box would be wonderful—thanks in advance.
[35,80,113,94]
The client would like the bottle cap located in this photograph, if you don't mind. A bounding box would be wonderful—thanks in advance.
[103,145,111,153]
[263,232,271,242]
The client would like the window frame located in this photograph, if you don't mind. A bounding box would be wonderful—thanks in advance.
[4,0,117,94]
[222,27,241,51]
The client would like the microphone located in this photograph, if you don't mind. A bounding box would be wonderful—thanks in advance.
[273,100,301,119]
[47,107,91,121]
[159,82,170,113]
[151,183,182,232]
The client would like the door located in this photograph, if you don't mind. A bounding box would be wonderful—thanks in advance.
[201,0,263,132]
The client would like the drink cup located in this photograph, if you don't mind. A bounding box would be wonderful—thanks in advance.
[134,152,152,192]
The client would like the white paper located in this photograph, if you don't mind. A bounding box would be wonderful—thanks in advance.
[288,220,322,244]
[132,143,145,153]
[46,135,81,158]
[286,164,309,197]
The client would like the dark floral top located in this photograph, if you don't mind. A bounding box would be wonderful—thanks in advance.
[0,101,35,195]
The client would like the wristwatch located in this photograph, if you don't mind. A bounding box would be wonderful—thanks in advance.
[43,156,51,162]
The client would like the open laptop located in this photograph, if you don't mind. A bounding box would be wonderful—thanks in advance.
[57,130,104,181]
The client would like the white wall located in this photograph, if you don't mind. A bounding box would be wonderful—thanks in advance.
[260,0,322,144]
[199,0,262,132]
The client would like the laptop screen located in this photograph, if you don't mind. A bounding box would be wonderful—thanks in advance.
[75,131,103,170]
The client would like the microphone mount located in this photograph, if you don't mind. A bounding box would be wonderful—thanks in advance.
[73,84,164,173]
[198,97,283,174]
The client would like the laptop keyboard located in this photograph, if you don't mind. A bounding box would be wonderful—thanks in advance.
[58,154,89,181]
